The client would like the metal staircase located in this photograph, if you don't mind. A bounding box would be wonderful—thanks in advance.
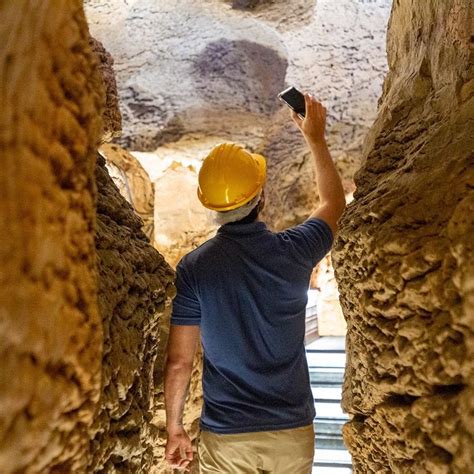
[306,336,352,473]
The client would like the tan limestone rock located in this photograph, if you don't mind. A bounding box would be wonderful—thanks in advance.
[153,163,218,268]
[0,2,104,471]
[90,37,122,142]
[88,154,175,471]
[100,143,155,242]
[333,0,474,471]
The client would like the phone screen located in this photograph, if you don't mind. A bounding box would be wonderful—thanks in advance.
[279,87,306,117]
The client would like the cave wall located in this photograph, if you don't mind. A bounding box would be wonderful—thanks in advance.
[89,22,204,474]
[333,0,474,472]
[100,143,156,243]
[89,154,175,471]
[85,0,392,231]
[0,3,198,472]
[84,0,288,152]
[0,2,104,471]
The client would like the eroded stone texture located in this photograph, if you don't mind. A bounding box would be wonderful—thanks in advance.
[333,0,474,471]
[259,0,391,230]
[89,32,204,472]
[0,2,104,472]
[90,37,122,142]
[100,143,155,242]
[85,0,287,151]
[88,154,175,471]
[86,0,390,245]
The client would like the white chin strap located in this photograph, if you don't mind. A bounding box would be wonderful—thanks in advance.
[213,192,262,226]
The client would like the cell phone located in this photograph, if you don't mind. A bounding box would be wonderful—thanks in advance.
[278,86,306,118]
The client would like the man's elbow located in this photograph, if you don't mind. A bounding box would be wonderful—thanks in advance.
[165,356,194,373]
[323,197,346,219]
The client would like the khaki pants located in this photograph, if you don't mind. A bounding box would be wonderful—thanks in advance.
[198,424,315,474]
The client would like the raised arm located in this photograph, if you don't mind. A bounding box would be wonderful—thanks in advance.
[291,94,346,235]
[164,324,200,471]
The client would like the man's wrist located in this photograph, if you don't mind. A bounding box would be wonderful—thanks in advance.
[167,423,185,435]
[307,137,328,152]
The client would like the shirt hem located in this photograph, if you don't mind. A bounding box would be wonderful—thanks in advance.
[199,417,315,435]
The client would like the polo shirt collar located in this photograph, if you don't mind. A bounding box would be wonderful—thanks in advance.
[218,221,268,235]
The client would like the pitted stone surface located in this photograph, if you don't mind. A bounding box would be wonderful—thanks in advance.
[88,154,176,471]
[86,0,391,231]
[259,0,391,229]
[90,37,122,142]
[333,0,474,471]
[0,2,104,472]
[85,0,287,151]
[100,143,155,242]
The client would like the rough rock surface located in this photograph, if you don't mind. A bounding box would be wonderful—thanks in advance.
[100,143,155,242]
[0,2,104,472]
[333,0,474,471]
[85,0,287,151]
[88,154,175,471]
[90,37,122,142]
[86,0,391,232]
[312,256,346,336]
[90,27,204,473]
[259,0,391,229]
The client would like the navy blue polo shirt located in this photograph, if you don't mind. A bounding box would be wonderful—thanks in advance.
[171,218,333,434]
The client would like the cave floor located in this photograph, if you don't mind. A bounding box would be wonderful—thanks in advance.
[306,336,352,473]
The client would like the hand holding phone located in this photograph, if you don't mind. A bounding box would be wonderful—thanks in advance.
[278,87,327,145]
[278,86,306,118]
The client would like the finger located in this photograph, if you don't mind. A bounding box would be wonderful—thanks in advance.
[304,93,312,116]
[165,451,179,460]
[177,460,191,471]
[291,110,303,127]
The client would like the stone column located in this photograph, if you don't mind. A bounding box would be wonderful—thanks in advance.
[333,0,474,472]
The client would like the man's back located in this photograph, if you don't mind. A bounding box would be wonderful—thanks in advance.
[171,218,333,434]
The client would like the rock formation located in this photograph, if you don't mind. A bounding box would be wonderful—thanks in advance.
[85,0,288,151]
[89,153,175,471]
[333,0,474,472]
[85,0,391,233]
[90,21,199,474]
[90,37,122,142]
[0,2,104,471]
[0,2,201,472]
[100,143,155,243]
[153,163,218,268]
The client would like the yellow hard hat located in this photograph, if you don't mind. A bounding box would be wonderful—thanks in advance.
[197,143,266,211]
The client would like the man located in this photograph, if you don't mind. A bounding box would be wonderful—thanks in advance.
[164,94,346,473]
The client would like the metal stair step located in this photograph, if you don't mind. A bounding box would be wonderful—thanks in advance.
[307,351,346,368]
[310,367,344,386]
[314,417,346,436]
[314,432,347,451]
[315,402,349,420]
[313,448,352,469]
[312,386,342,402]
[306,336,346,352]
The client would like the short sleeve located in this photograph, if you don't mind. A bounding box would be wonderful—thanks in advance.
[170,260,201,326]
[280,218,334,267]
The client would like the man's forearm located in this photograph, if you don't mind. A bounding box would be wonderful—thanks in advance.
[308,140,345,211]
[164,361,194,433]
